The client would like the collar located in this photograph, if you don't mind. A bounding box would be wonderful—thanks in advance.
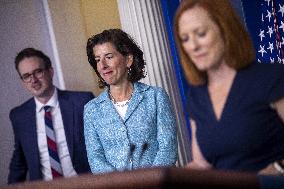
[35,88,59,113]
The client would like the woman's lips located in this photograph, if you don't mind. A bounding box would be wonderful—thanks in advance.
[103,70,112,76]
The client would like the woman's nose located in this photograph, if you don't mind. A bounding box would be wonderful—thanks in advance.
[98,58,107,69]
[189,38,200,51]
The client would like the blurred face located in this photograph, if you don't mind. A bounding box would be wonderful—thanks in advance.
[178,6,225,72]
[93,42,133,86]
[18,57,54,102]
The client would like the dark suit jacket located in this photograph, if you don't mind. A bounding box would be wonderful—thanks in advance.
[8,89,94,184]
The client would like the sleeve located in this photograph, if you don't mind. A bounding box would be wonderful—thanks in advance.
[152,88,177,166]
[8,109,28,184]
[83,103,115,174]
[266,64,284,103]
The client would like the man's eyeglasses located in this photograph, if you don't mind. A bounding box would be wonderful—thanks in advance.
[20,68,47,83]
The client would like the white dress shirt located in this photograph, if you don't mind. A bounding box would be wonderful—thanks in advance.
[35,89,77,181]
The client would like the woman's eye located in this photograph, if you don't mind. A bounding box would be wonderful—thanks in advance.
[180,35,189,42]
[197,31,206,37]
[95,59,100,63]
[106,55,113,60]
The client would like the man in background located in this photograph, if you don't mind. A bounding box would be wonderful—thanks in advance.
[8,48,94,183]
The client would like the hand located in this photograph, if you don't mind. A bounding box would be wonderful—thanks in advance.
[258,163,279,175]
[185,161,212,170]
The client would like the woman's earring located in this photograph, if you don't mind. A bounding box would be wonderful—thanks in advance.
[127,67,132,76]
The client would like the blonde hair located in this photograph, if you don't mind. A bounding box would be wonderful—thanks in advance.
[174,0,255,85]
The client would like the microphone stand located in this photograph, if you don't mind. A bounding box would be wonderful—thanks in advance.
[128,144,135,170]
[138,143,148,168]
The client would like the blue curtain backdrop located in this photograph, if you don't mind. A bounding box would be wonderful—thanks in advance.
[242,0,284,64]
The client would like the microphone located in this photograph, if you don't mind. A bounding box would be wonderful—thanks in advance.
[142,143,148,152]
[128,144,136,170]
[138,143,148,167]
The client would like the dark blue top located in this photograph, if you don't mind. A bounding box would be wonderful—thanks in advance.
[187,62,284,172]
[259,175,284,189]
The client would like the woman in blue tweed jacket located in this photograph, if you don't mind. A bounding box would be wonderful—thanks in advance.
[84,29,177,174]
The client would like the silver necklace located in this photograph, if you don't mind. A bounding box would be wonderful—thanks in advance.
[109,90,133,108]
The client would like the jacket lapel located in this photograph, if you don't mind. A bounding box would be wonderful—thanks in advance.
[124,82,148,122]
[97,90,124,124]
[23,99,42,178]
[57,90,74,158]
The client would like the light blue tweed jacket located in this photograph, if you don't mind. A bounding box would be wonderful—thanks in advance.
[84,82,177,174]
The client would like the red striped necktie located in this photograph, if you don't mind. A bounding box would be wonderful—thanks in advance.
[44,106,63,179]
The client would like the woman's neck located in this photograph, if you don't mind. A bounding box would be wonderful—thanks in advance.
[109,82,134,102]
[207,63,236,88]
